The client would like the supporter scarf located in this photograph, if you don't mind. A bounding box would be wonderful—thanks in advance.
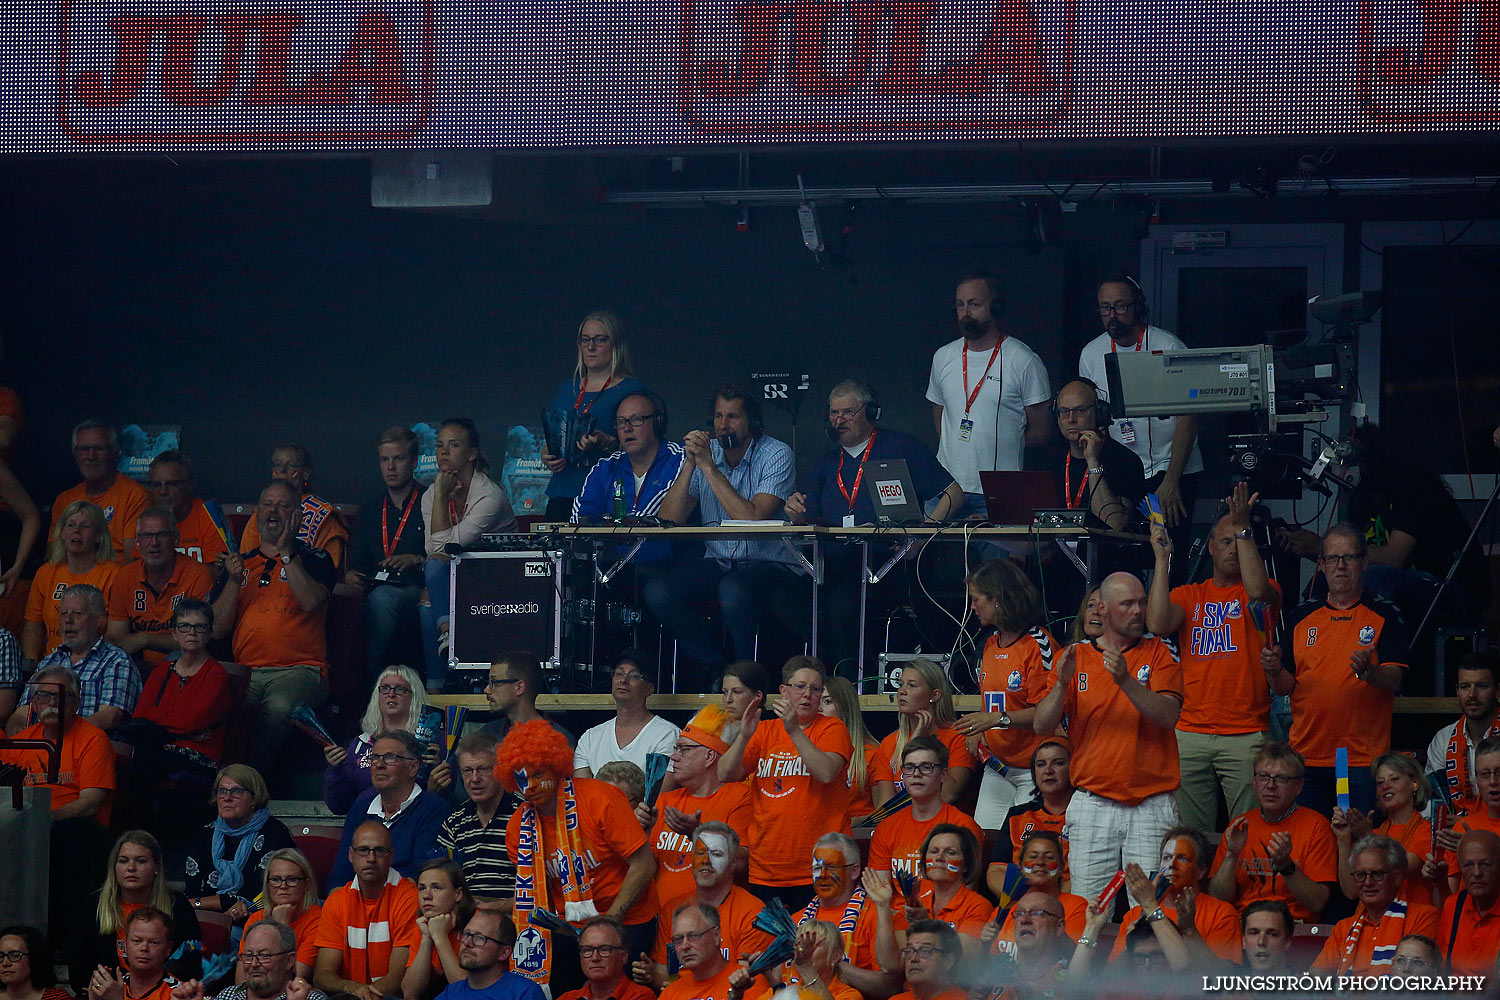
[1445,713,1500,815]
[1336,898,1410,974]
[511,774,598,991]
[800,888,865,960]
[211,808,270,897]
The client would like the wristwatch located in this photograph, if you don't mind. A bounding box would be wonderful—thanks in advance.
[1144,907,1166,923]
[1275,859,1297,877]
[1236,528,1254,540]
[996,711,1012,729]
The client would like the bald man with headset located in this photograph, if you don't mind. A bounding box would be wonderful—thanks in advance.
[1079,276,1203,579]
[1050,377,1145,533]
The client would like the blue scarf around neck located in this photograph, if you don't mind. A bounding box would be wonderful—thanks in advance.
[211,807,271,896]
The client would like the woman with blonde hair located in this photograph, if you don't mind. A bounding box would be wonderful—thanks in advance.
[185,764,296,925]
[539,310,648,520]
[820,676,879,824]
[238,848,322,981]
[1333,752,1439,906]
[324,665,438,813]
[21,499,117,663]
[71,830,201,989]
[872,659,973,806]
[1068,588,1104,644]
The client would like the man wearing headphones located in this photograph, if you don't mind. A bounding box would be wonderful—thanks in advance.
[785,379,964,672]
[927,271,1053,515]
[1078,276,1203,578]
[572,391,686,562]
[1052,378,1144,532]
[653,383,802,676]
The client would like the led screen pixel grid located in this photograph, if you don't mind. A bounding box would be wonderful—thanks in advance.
[6,0,1499,151]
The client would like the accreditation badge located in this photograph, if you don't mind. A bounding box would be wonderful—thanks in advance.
[958,418,974,442]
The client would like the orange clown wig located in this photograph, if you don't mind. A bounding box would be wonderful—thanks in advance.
[493,719,576,794]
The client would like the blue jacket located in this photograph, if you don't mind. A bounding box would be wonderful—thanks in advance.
[571,442,686,562]
[325,786,449,891]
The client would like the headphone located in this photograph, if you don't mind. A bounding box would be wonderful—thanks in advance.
[621,390,669,439]
[1051,377,1113,429]
[1102,273,1149,323]
[707,387,763,438]
[825,381,883,442]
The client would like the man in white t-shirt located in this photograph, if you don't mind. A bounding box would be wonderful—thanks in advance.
[927,270,1052,515]
[1078,275,1204,576]
[574,649,680,778]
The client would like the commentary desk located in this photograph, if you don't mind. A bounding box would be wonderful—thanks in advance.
[530,522,1146,666]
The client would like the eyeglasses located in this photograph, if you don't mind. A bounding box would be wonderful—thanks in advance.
[900,946,946,959]
[136,530,178,542]
[1097,301,1138,316]
[486,677,521,688]
[240,950,291,966]
[673,743,707,756]
[258,562,275,587]
[1351,869,1393,882]
[267,875,308,888]
[352,845,393,858]
[215,786,252,800]
[828,404,867,421]
[461,930,504,948]
[900,762,942,777]
[787,681,823,695]
[147,479,187,490]
[1013,907,1064,920]
[578,335,612,348]
[1253,772,1300,786]
[1055,405,1097,419]
[612,669,647,682]
[579,945,625,958]
[1393,957,1433,969]
[1318,553,1364,567]
[669,927,718,947]
[368,752,416,766]
[377,684,413,696]
[459,766,492,779]
[811,861,858,872]
[1131,951,1170,967]
[0,951,28,964]
[613,414,656,430]
[173,622,212,634]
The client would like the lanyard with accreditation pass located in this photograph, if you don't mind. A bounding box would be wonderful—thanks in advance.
[958,337,1004,442]
[837,430,878,527]
[1063,451,1089,510]
[575,375,616,414]
[1109,326,1145,444]
[381,489,417,560]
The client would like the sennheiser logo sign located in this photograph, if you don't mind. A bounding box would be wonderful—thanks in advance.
[472,602,542,616]
[524,562,551,577]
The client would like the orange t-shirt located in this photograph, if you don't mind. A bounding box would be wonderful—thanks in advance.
[121,977,179,1000]
[1438,891,1500,975]
[25,560,120,652]
[559,982,657,1000]
[106,555,215,669]
[0,718,115,824]
[1109,892,1241,963]
[175,499,233,565]
[1170,578,1280,734]
[743,715,854,886]
[1312,902,1439,974]
[314,875,421,984]
[241,493,349,570]
[846,743,879,823]
[917,883,992,938]
[871,726,977,789]
[649,783,753,906]
[1061,639,1183,805]
[867,804,984,880]
[243,904,323,969]
[51,474,151,561]
[800,896,907,971]
[505,777,657,926]
[978,627,1058,766]
[230,549,335,671]
[1002,802,1071,883]
[889,989,966,1000]
[1376,815,1439,908]
[652,885,772,965]
[428,929,460,971]
[659,961,769,1000]
[1209,806,1339,922]
[1286,596,1409,766]
[993,892,1088,953]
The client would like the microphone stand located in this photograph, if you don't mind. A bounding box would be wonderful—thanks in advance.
[1411,470,1500,652]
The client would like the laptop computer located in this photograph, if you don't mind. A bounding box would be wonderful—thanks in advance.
[861,459,924,525]
[979,470,1062,525]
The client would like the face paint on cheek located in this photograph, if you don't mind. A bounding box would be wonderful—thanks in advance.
[1167,838,1199,886]
[695,834,731,874]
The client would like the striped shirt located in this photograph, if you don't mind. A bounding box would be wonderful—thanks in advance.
[688,435,798,568]
[438,798,518,897]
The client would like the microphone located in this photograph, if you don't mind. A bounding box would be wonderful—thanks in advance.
[825,425,840,443]
[718,432,741,450]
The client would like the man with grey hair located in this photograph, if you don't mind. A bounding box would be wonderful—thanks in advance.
[106,505,215,670]
[1263,522,1409,815]
[50,418,151,560]
[1310,834,1438,974]
[785,378,962,670]
[9,582,137,733]
[796,832,902,998]
[171,920,328,1000]
[327,729,448,887]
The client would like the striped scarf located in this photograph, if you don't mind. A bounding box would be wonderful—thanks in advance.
[800,889,865,960]
[1337,897,1411,974]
